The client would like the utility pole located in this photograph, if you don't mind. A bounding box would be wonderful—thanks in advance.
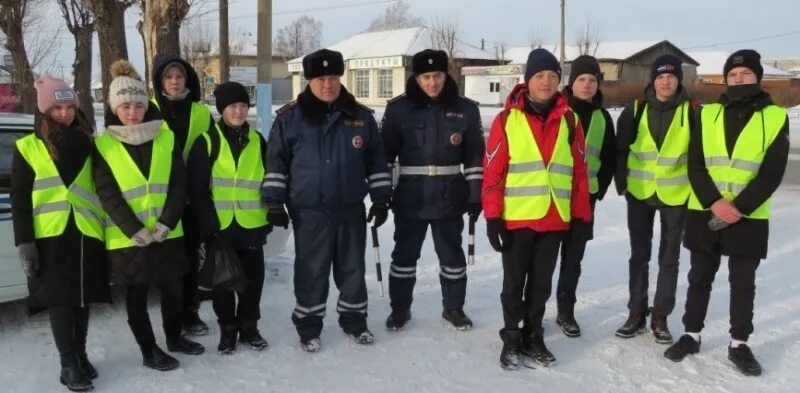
[257,0,273,135]
[219,0,230,83]
[560,0,566,71]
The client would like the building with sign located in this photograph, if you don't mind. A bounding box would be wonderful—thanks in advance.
[463,40,699,105]
[287,27,498,106]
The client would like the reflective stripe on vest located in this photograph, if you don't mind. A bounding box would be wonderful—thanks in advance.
[150,98,211,161]
[502,108,574,221]
[15,135,105,241]
[585,109,606,195]
[95,122,184,250]
[626,100,691,206]
[201,124,268,230]
[687,103,786,219]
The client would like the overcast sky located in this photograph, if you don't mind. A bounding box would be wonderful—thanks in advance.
[33,0,800,80]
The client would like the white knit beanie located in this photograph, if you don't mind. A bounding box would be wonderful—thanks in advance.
[108,60,149,113]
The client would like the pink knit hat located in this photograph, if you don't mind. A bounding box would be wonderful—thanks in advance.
[34,74,79,114]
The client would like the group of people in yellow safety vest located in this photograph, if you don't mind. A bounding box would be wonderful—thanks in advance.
[10,44,787,392]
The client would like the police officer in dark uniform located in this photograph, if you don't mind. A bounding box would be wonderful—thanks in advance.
[263,49,393,352]
[380,49,485,331]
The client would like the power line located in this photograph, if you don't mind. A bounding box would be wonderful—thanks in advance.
[683,29,800,50]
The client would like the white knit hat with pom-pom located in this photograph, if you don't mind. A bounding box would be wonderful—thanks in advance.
[108,60,149,112]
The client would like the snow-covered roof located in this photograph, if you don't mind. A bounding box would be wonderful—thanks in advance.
[688,51,792,77]
[504,41,695,65]
[287,27,496,65]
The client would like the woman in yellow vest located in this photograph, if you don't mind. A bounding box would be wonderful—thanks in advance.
[664,50,789,377]
[186,82,270,355]
[12,75,110,392]
[92,60,204,372]
[151,54,215,336]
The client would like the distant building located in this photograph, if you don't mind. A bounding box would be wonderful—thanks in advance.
[463,40,699,106]
[763,58,800,78]
[287,27,498,106]
[690,51,793,84]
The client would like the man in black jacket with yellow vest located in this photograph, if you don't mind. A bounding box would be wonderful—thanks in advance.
[664,49,789,377]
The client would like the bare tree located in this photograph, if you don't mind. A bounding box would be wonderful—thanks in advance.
[142,0,190,88]
[180,20,214,94]
[366,0,423,32]
[57,0,95,126]
[428,17,462,82]
[575,19,601,56]
[493,41,507,64]
[229,29,252,65]
[84,0,136,104]
[529,28,545,50]
[273,16,322,60]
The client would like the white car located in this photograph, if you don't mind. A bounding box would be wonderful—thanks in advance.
[0,113,291,303]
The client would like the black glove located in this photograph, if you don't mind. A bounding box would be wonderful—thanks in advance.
[486,218,509,252]
[466,202,482,220]
[367,201,390,228]
[18,242,39,278]
[267,204,290,229]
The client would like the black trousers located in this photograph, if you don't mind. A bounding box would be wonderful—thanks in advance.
[388,216,467,312]
[555,220,593,311]
[626,197,686,314]
[501,229,564,334]
[49,306,90,365]
[212,246,266,327]
[682,248,760,341]
[126,277,183,354]
[182,206,203,318]
[291,213,368,340]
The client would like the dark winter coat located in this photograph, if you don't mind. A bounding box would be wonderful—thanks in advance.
[264,86,392,223]
[151,54,214,152]
[94,103,188,285]
[562,86,617,203]
[615,84,695,206]
[380,75,484,219]
[187,119,270,249]
[683,88,789,259]
[11,112,111,313]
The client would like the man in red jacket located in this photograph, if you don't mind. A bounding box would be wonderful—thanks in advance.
[483,48,592,370]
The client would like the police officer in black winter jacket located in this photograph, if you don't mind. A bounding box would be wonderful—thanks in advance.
[263,49,393,352]
[380,49,485,331]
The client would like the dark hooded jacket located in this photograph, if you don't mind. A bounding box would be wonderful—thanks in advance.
[12,110,110,313]
[683,86,789,258]
[380,75,485,219]
[93,102,188,285]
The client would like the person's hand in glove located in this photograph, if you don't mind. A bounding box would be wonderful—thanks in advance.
[486,218,509,252]
[466,202,482,220]
[267,204,290,229]
[151,222,171,243]
[367,201,390,228]
[132,227,154,247]
[18,242,39,278]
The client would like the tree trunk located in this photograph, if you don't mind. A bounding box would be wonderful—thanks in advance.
[89,0,130,105]
[143,0,188,87]
[219,0,229,83]
[72,25,95,127]
[0,1,36,113]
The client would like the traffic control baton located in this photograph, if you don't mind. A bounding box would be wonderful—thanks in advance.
[467,216,476,265]
[370,225,385,297]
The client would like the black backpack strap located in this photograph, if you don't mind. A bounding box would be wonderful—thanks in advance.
[632,98,645,131]
[207,126,222,163]
[565,110,576,145]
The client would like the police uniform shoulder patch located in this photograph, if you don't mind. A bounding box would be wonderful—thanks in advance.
[450,133,463,146]
[386,93,407,105]
[275,100,298,116]
[460,95,480,107]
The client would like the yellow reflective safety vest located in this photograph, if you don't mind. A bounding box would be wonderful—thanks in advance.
[150,97,211,161]
[201,124,268,230]
[687,103,786,219]
[584,109,606,195]
[15,135,105,241]
[627,100,691,206]
[94,123,184,250]
[503,108,574,221]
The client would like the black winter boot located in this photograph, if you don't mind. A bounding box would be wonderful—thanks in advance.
[442,309,474,331]
[142,345,180,371]
[77,353,97,380]
[728,344,762,376]
[385,310,412,331]
[300,337,321,353]
[650,312,673,344]
[556,304,581,337]
[499,329,522,370]
[239,321,268,351]
[218,324,238,355]
[182,306,210,336]
[523,334,557,367]
[615,311,647,338]
[664,334,701,362]
[59,354,94,392]
[167,335,205,355]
